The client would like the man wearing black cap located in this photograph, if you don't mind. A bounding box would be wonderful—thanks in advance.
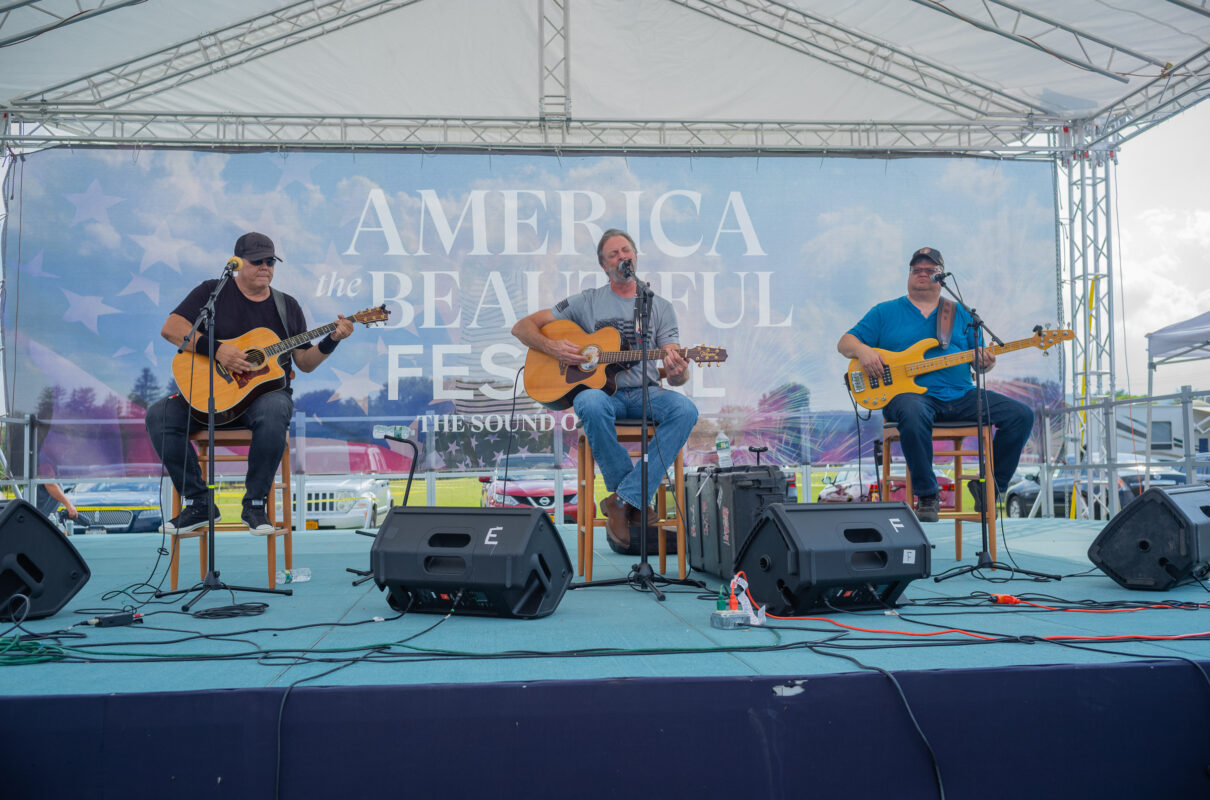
[145,232,355,534]
[836,247,1033,522]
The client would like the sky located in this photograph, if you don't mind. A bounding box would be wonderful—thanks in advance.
[1113,100,1210,398]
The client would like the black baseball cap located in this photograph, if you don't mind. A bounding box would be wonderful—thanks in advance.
[909,247,943,267]
[234,232,283,262]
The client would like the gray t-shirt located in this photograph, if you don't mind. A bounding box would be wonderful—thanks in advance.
[551,285,680,388]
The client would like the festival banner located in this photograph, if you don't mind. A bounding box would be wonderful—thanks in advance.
[1,149,1062,479]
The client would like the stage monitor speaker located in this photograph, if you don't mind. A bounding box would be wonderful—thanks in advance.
[1087,484,1210,590]
[371,506,572,619]
[0,499,91,620]
[733,502,931,615]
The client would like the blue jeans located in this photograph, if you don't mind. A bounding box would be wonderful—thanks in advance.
[573,386,699,510]
[882,389,1033,498]
[145,390,294,505]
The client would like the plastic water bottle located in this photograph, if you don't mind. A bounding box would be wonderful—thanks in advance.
[373,424,413,441]
[715,430,733,468]
[276,567,311,584]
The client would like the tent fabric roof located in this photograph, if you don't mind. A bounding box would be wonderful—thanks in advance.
[1,0,1208,155]
[1147,309,1210,366]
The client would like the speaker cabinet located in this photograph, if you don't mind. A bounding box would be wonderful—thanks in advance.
[733,502,931,614]
[1088,485,1210,590]
[0,499,91,620]
[371,507,572,618]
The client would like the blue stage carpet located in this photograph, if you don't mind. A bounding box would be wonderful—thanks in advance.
[3,515,1210,798]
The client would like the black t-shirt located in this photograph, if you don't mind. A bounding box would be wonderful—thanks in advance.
[173,280,310,381]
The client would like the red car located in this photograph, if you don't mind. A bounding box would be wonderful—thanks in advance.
[479,453,577,523]
[819,462,956,507]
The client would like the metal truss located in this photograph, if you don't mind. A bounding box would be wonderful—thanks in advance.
[909,0,1171,84]
[0,0,143,48]
[668,0,1051,119]
[10,0,426,108]
[1,108,1075,156]
[1055,125,1119,517]
[538,0,569,126]
[1086,46,1210,149]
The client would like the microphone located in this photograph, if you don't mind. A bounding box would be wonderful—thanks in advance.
[618,258,635,279]
[226,256,242,272]
[930,271,951,283]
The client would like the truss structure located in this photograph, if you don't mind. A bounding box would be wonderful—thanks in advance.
[2,0,1210,496]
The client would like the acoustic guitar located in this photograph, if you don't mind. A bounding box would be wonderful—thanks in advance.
[173,305,390,424]
[523,319,727,410]
[844,326,1073,410]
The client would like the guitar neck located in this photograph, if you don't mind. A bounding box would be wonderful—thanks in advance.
[262,321,340,358]
[601,347,685,364]
[906,336,1040,377]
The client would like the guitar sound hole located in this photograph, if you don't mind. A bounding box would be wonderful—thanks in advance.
[579,346,601,371]
[246,350,266,366]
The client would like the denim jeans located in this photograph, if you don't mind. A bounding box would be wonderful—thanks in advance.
[145,389,294,505]
[882,388,1033,498]
[572,386,699,510]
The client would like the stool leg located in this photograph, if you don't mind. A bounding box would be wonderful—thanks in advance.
[581,435,597,582]
[656,482,667,575]
[267,535,277,589]
[198,535,208,581]
[674,449,686,580]
[169,535,180,591]
[576,436,586,577]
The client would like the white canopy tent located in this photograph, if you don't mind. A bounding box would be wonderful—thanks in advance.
[1,0,1209,451]
[1144,309,1210,474]
[1147,309,1210,371]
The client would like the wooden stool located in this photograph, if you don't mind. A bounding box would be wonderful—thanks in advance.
[881,421,996,561]
[576,420,686,581]
[168,429,294,589]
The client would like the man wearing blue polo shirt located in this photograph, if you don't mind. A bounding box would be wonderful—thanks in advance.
[836,247,1033,522]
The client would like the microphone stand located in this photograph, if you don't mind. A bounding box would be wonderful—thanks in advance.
[571,267,703,599]
[156,261,293,610]
[932,275,1058,584]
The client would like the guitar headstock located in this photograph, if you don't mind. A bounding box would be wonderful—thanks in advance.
[1032,328,1074,350]
[686,345,728,364]
[351,304,391,326]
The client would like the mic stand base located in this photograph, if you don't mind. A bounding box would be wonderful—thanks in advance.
[155,567,293,612]
[570,559,705,601]
[932,547,1061,583]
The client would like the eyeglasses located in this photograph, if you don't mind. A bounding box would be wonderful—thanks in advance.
[250,258,277,267]
[909,266,941,276]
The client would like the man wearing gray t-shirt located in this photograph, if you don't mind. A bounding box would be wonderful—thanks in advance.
[513,229,699,550]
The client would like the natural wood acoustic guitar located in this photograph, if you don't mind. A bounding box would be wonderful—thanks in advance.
[173,305,390,424]
[523,319,727,410]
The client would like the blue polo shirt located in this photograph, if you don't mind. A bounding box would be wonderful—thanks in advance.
[848,296,978,402]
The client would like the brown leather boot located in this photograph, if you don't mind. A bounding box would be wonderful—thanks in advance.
[627,504,659,526]
[600,494,631,549]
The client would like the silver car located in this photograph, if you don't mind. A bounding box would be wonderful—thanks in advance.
[297,444,395,529]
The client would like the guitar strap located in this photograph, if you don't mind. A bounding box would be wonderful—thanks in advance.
[270,288,297,382]
[936,298,956,348]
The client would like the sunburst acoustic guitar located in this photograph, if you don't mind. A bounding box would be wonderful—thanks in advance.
[844,326,1073,410]
[173,305,390,424]
[523,319,727,410]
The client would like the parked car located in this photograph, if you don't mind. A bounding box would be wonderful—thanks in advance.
[480,453,576,523]
[818,462,956,507]
[64,479,168,533]
[298,444,394,529]
[1004,464,1189,518]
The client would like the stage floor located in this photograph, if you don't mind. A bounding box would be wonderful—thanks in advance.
[6,512,1210,696]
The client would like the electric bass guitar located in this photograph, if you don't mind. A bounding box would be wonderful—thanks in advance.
[523,319,727,410]
[844,326,1072,410]
[173,305,391,424]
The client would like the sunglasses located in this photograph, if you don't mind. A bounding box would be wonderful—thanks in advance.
[909,266,941,276]
[250,257,278,267]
